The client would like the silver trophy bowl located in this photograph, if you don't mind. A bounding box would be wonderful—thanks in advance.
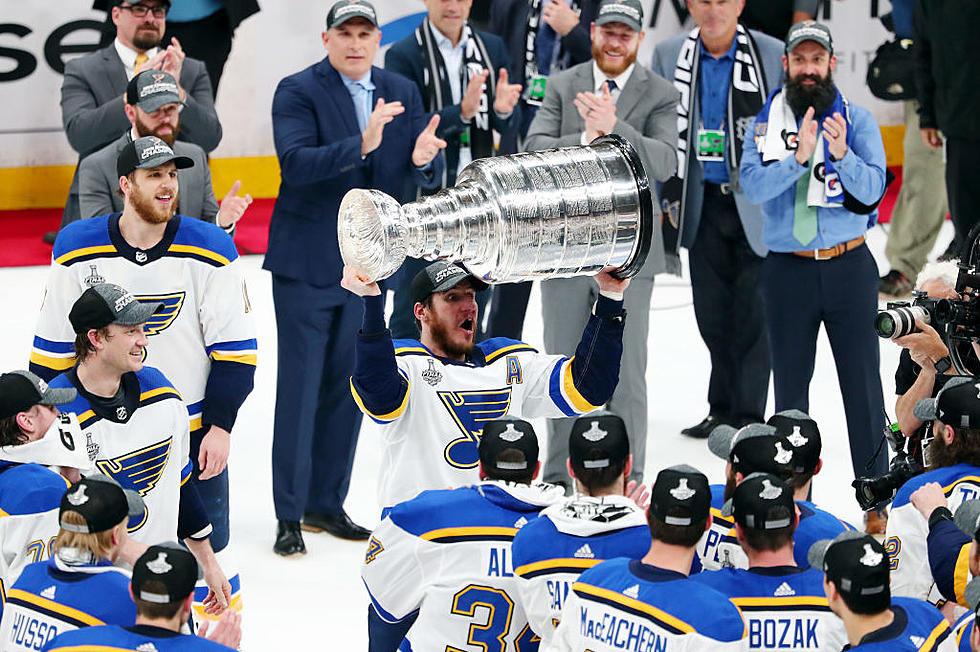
[337,134,653,283]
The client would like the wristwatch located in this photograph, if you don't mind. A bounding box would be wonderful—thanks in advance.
[934,356,952,374]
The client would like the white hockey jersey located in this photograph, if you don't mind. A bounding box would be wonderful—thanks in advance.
[49,367,192,546]
[886,464,980,603]
[353,338,606,508]
[361,480,565,651]
[512,495,651,647]
[31,213,256,433]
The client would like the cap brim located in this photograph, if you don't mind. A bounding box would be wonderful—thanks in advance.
[430,270,490,294]
[806,538,833,571]
[708,425,737,460]
[912,398,939,422]
[115,301,164,326]
[39,386,77,407]
[720,498,734,518]
[594,15,641,32]
[138,95,184,114]
[965,577,980,612]
[786,36,832,53]
[123,489,146,518]
[955,500,980,538]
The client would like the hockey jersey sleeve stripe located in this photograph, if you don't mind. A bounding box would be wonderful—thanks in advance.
[394,345,430,356]
[920,619,951,652]
[209,352,258,365]
[515,558,602,578]
[5,588,105,627]
[54,245,117,266]
[954,542,971,606]
[350,371,410,423]
[29,351,76,372]
[420,526,518,543]
[32,336,75,354]
[484,343,537,363]
[560,358,601,413]
[167,244,231,266]
[139,387,183,403]
[572,582,695,635]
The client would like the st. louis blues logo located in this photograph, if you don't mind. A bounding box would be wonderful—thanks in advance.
[438,388,513,468]
[135,292,185,336]
[96,437,173,533]
[364,537,384,564]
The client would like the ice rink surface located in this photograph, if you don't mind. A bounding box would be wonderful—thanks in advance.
[0,222,950,648]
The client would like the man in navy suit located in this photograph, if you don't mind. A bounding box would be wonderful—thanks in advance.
[265,0,446,557]
[384,0,523,340]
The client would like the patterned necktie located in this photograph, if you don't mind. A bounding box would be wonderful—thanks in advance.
[793,151,819,246]
[134,52,148,75]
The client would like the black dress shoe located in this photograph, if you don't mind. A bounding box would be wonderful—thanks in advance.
[681,415,726,439]
[302,511,371,540]
[273,520,306,556]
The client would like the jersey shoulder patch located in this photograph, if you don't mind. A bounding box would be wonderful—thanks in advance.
[168,216,238,266]
[0,463,68,516]
[52,216,116,266]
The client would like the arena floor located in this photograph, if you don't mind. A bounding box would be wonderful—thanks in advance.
[0,221,948,648]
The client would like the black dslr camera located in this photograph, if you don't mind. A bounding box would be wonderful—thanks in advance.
[874,291,945,340]
[852,423,926,511]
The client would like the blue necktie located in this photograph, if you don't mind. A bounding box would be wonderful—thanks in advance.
[535,10,558,75]
[605,79,617,93]
[353,82,372,131]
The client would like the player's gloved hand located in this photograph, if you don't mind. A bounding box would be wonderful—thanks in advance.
[341,264,382,297]
[198,425,231,481]
[626,479,650,511]
[198,610,242,648]
[909,481,948,521]
[201,564,232,615]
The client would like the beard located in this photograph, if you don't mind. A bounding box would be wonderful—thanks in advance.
[132,24,162,51]
[592,41,638,77]
[785,70,838,117]
[129,181,177,225]
[427,315,476,359]
[134,113,179,146]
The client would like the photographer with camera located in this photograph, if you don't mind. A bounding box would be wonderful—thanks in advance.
[885,376,980,606]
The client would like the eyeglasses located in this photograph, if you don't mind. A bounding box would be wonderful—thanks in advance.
[119,4,168,18]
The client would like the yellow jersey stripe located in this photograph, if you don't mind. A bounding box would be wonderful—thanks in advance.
[420,526,519,541]
[54,245,117,265]
[0,508,8,517]
[954,542,971,607]
[77,410,96,423]
[140,386,182,402]
[395,346,429,356]
[167,244,230,266]
[731,596,830,608]
[46,646,137,652]
[484,343,535,363]
[210,352,258,365]
[349,375,409,422]
[943,477,980,493]
[189,416,203,431]
[919,619,950,652]
[572,582,695,633]
[515,558,602,575]
[29,351,76,371]
[562,358,600,413]
[6,588,105,626]
[193,593,244,619]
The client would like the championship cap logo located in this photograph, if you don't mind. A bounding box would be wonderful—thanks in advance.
[146,552,172,574]
[152,73,165,83]
[499,423,523,442]
[759,479,783,500]
[786,426,808,447]
[859,543,883,567]
[434,265,464,284]
[774,441,793,465]
[36,378,48,393]
[582,421,607,442]
[67,484,89,506]
[669,478,695,501]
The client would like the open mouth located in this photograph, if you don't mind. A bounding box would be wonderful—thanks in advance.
[459,318,474,335]
[155,192,173,205]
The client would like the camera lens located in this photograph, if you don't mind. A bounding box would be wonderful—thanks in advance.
[874,313,898,338]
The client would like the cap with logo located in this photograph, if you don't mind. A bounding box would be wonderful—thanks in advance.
[116,135,194,178]
[132,542,202,604]
[569,412,630,470]
[69,283,164,334]
[649,464,711,527]
[410,261,489,307]
[913,376,980,429]
[594,0,644,33]
[708,423,795,478]
[326,0,378,29]
[479,417,539,473]
[0,370,76,421]
[785,20,833,54]
[807,531,890,611]
[126,70,183,113]
[721,472,796,531]
[60,474,145,534]
[767,409,821,474]
[954,499,980,542]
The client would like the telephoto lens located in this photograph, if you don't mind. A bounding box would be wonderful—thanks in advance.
[875,305,930,339]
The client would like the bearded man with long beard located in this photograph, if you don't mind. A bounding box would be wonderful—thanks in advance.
[31,135,257,623]
[740,21,890,534]
[524,0,679,493]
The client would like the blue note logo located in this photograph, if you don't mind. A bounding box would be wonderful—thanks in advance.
[438,388,513,468]
[96,437,173,533]
[135,292,185,336]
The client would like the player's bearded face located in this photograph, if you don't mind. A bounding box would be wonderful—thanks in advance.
[424,285,478,358]
[128,166,178,225]
[592,22,640,77]
[134,105,180,146]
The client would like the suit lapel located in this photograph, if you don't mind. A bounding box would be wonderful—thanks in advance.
[101,45,128,97]
[614,65,645,121]
[314,59,360,137]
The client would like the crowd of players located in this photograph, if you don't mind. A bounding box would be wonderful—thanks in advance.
[0,0,978,650]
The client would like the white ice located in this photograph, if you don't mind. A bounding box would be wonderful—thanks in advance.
[0,220,948,648]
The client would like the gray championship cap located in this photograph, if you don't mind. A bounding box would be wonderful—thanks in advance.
[410,261,489,306]
[955,499,980,541]
[913,376,980,429]
[785,20,834,54]
[131,542,202,604]
[60,474,145,534]
[68,283,164,334]
[808,531,890,611]
[709,423,795,477]
[594,0,643,32]
[0,370,76,420]
[326,0,378,29]
[126,70,183,113]
[116,136,194,178]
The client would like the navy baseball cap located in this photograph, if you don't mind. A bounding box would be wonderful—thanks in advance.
[768,410,822,474]
[569,412,630,470]
[60,474,144,534]
[116,136,194,178]
[410,262,489,307]
[595,0,643,32]
[479,418,539,473]
[649,465,711,527]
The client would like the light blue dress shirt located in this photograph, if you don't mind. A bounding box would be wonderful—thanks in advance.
[340,71,377,132]
[699,38,736,185]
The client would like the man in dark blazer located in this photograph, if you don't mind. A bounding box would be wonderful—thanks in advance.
[265,0,445,557]
[59,0,221,232]
[651,0,784,440]
[384,0,522,340]
[78,70,251,230]
[525,0,679,489]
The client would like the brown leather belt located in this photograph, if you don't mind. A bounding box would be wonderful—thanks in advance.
[792,235,865,260]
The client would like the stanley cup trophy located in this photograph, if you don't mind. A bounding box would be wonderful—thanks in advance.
[337,134,653,283]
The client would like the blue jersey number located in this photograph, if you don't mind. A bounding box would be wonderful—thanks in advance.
[447,584,516,652]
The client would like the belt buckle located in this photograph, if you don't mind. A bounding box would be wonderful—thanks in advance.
[813,247,831,261]
[719,182,732,195]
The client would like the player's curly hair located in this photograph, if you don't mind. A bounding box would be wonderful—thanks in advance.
[73,327,110,364]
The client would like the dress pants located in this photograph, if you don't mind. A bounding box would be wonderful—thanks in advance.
[688,186,770,426]
[945,137,980,253]
[885,101,948,279]
[761,245,888,479]
[540,275,653,484]
[270,274,363,521]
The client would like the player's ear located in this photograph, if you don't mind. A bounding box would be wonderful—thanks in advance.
[532,460,541,480]
[566,458,576,481]
[413,301,427,324]
[704,513,713,533]
[814,459,823,476]
[477,461,488,480]
[623,455,633,481]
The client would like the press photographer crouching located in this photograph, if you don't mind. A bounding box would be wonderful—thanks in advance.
[883,376,980,605]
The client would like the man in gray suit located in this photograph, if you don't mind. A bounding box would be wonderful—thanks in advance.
[651,0,784,440]
[525,0,678,487]
[58,0,221,232]
[78,70,250,229]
